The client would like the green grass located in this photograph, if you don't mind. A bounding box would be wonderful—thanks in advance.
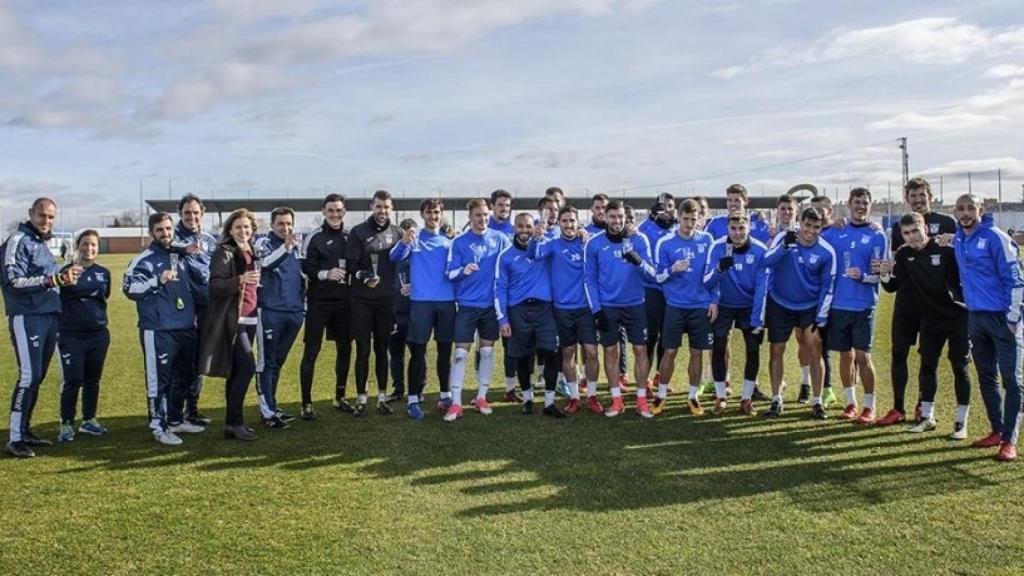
[1,254,1022,575]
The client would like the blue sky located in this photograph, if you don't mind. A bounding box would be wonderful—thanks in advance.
[2,0,1024,228]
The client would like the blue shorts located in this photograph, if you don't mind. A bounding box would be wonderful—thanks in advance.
[554,306,598,347]
[766,297,817,344]
[662,306,714,350]
[713,306,757,338]
[454,304,499,343]
[407,300,456,344]
[506,300,559,357]
[828,308,876,352]
[599,305,647,348]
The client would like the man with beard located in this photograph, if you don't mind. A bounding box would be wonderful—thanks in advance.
[638,195,676,393]
[488,189,515,237]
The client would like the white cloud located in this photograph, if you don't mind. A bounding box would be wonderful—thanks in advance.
[867,111,999,132]
[711,65,744,80]
[983,64,1024,79]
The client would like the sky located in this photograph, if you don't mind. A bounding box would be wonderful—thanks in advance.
[2,0,1024,229]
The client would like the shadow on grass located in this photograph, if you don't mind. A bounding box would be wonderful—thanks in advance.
[8,393,1002,516]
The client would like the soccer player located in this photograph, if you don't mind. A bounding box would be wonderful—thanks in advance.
[879,213,972,438]
[693,196,710,230]
[299,194,352,420]
[57,230,112,442]
[703,213,769,416]
[586,193,609,235]
[390,198,456,420]
[530,205,598,414]
[797,195,839,405]
[123,212,207,446]
[768,194,798,237]
[653,199,715,416]
[387,218,417,403]
[884,177,957,423]
[2,198,79,458]
[497,213,566,418]
[584,199,657,417]
[253,207,303,429]
[444,198,512,422]
[951,194,1023,461]
[761,206,836,420]
[488,189,515,236]
[705,184,768,242]
[173,194,216,426]
[828,187,887,424]
[638,196,676,389]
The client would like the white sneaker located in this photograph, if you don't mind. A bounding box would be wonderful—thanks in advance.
[154,430,183,446]
[908,418,937,433]
[169,422,206,434]
[949,421,968,440]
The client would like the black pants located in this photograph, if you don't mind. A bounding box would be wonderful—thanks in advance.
[409,342,452,399]
[388,319,415,395]
[226,324,256,427]
[351,298,393,395]
[644,288,666,370]
[712,329,762,383]
[918,318,972,407]
[59,328,110,423]
[516,350,559,392]
[300,299,351,405]
[890,310,920,412]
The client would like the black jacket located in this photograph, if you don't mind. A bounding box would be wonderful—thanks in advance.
[345,217,400,303]
[889,211,957,316]
[301,222,350,303]
[882,239,965,323]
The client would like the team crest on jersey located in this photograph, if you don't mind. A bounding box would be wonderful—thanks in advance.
[746,255,755,264]
[930,254,941,266]
[860,236,871,244]
[929,223,939,234]
[978,238,988,249]
[698,245,706,254]
[94,272,105,282]
[385,234,393,244]
[808,254,820,264]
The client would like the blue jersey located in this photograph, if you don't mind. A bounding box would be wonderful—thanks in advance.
[530,235,587,309]
[954,215,1024,323]
[830,222,887,312]
[122,242,200,331]
[172,222,216,308]
[488,216,514,237]
[706,213,770,243]
[254,233,304,313]
[1,222,61,316]
[495,243,552,325]
[703,238,769,327]
[584,232,655,312]
[763,233,836,324]
[638,219,675,290]
[584,222,606,236]
[654,231,715,308]
[390,229,455,302]
[58,263,110,332]
[446,228,511,308]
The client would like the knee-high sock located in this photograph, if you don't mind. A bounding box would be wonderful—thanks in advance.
[477,346,494,398]
[449,347,469,406]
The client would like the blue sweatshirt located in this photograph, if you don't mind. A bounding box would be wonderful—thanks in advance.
[59,263,110,332]
[488,216,515,237]
[529,234,588,309]
[584,231,656,312]
[639,218,675,290]
[254,232,304,313]
[706,213,770,242]
[122,242,199,331]
[654,230,715,308]
[829,222,887,312]
[954,214,1024,324]
[703,238,769,327]
[389,229,455,302]
[495,242,552,325]
[762,232,836,324]
[585,221,606,236]
[1,222,61,316]
[172,221,216,308]
[446,228,511,308]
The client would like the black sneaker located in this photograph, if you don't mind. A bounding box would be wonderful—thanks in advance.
[797,384,811,404]
[6,441,34,458]
[751,387,772,402]
[543,404,567,419]
[354,403,368,417]
[812,403,828,420]
[276,410,296,423]
[377,401,394,415]
[263,416,290,429]
[186,411,213,426]
[23,431,53,447]
[300,404,317,421]
[333,398,355,414]
[522,400,534,415]
[762,400,783,419]
[385,391,404,404]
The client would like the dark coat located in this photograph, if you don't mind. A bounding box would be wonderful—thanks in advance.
[198,241,251,378]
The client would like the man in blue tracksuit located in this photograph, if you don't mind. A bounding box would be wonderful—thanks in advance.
[253,207,304,429]
[585,193,631,386]
[2,198,79,458]
[704,184,770,243]
[124,213,207,446]
[487,189,521,401]
[951,194,1024,462]
[497,213,566,418]
[828,188,887,425]
[390,198,456,420]
[761,206,837,420]
[172,194,216,426]
[585,199,657,418]
[638,196,676,387]
[443,198,511,422]
[654,199,715,418]
[703,212,769,417]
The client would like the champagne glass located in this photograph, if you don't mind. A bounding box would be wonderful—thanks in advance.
[254,258,263,288]
[337,258,347,283]
[843,251,852,277]
[168,253,179,282]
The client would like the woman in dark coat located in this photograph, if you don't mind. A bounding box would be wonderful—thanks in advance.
[198,208,261,441]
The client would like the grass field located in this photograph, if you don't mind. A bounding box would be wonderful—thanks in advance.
[1,253,1022,575]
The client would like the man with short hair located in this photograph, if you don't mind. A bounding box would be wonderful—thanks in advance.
[2,198,80,458]
[879,212,972,437]
[346,190,402,416]
[299,194,352,420]
[253,207,303,429]
[769,194,798,237]
[488,189,515,237]
[387,218,418,404]
[443,198,511,422]
[586,193,609,235]
[951,194,1023,461]
[705,184,769,242]
[761,206,837,420]
[638,195,676,390]
[123,212,207,446]
[797,194,839,405]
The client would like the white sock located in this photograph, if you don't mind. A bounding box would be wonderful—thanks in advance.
[586,380,598,397]
[772,394,783,404]
[449,348,468,406]
[714,381,727,400]
[812,396,822,406]
[657,383,668,399]
[568,380,580,399]
[863,393,875,411]
[440,391,451,400]
[742,380,756,401]
[637,386,647,398]
[801,366,811,386]
[377,392,386,403]
[358,394,368,404]
[477,347,494,398]
[505,377,517,392]
[921,401,934,421]
[523,389,534,402]
[844,387,857,407]
[688,385,699,400]
[558,371,565,383]
[611,386,622,398]
[956,404,970,424]
[407,395,417,406]
[544,391,555,407]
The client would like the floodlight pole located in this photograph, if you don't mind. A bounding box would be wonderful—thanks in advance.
[899,137,909,186]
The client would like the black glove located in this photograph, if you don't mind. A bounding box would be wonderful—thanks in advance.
[623,250,643,266]
[784,230,798,247]
[717,256,735,272]
[594,310,609,332]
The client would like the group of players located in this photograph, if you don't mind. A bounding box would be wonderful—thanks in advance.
[2,178,1022,461]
